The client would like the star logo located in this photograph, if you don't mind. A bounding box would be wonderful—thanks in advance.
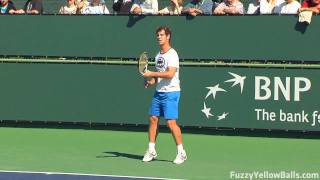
[201,72,246,121]
[205,84,226,99]
[201,102,213,119]
[217,112,229,120]
[224,72,246,94]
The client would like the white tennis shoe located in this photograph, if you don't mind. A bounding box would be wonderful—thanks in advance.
[173,150,187,164]
[142,149,157,162]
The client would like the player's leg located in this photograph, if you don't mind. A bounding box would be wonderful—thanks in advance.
[142,116,159,162]
[143,92,161,162]
[148,115,159,149]
[163,91,187,164]
[166,119,182,145]
[166,120,187,164]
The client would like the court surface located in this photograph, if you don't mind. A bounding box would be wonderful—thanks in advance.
[0,170,174,180]
[0,126,319,179]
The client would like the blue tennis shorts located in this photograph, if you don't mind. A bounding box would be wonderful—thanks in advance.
[149,91,180,120]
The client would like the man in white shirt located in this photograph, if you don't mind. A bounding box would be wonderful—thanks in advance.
[260,0,285,14]
[246,0,260,14]
[274,0,301,14]
[142,26,187,165]
[81,0,110,14]
[130,0,158,14]
[213,0,244,14]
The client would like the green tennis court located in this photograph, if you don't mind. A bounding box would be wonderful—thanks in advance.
[0,125,319,179]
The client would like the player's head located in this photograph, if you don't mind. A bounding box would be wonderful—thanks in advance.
[156,26,171,45]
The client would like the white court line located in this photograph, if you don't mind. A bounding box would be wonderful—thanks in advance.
[0,170,184,180]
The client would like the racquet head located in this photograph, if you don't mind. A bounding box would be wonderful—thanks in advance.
[138,52,148,75]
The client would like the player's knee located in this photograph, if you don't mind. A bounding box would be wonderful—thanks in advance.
[149,116,158,125]
[166,120,177,130]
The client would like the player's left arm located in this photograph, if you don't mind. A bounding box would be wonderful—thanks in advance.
[144,77,157,88]
[143,66,176,79]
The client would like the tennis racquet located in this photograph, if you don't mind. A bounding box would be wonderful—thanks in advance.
[138,52,148,75]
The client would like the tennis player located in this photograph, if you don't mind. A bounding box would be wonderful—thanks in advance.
[142,26,187,164]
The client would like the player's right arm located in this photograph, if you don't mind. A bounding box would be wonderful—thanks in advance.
[143,67,176,79]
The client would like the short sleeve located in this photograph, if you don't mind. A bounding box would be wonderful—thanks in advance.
[167,50,179,68]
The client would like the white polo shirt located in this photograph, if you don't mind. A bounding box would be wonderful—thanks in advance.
[155,48,180,92]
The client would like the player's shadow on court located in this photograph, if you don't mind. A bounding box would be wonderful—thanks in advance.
[97,151,171,162]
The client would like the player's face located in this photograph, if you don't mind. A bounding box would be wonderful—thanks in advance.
[156,30,170,46]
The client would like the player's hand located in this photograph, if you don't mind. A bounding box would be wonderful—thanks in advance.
[144,78,156,88]
[144,80,151,88]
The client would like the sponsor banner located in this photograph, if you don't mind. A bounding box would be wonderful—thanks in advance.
[180,67,320,131]
[0,63,318,131]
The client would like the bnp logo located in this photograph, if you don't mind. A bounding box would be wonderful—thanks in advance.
[255,76,311,101]
[201,73,312,121]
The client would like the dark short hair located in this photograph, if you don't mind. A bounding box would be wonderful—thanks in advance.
[156,26,172,41]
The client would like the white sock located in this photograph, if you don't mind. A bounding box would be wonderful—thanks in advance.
[177,144,184,153]
[148,142,156,151]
